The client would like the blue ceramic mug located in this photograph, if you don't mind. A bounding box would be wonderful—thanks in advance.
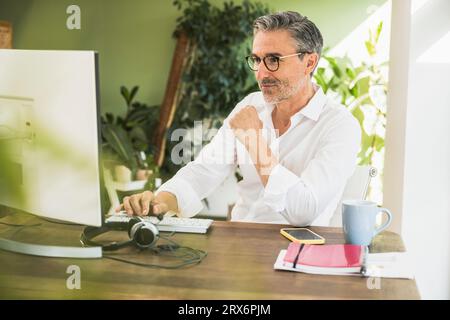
[342,200,393,246]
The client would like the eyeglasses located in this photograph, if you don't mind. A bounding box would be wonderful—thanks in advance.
[245,52,311,72]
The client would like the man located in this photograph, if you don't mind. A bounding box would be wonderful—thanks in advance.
[117,11,361,226]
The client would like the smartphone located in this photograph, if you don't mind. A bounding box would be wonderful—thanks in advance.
[280,228,325,244]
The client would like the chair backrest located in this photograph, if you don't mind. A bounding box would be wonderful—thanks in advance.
[329,165,377,227]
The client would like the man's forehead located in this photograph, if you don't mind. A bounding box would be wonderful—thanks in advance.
[252,30,297,55]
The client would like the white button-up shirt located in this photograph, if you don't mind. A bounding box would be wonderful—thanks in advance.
[157,84,361,226]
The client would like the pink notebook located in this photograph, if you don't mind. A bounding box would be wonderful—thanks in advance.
[283,243,365,273]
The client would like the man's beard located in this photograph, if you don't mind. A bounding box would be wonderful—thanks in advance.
[259,77,299,104]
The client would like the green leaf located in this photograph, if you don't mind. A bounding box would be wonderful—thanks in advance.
[349,82,360,98]
[374,134,384,152]
[365,40,376,56]
[324,56,342,78]
[313,68,329,92]
[346,67,356,79]
[105,112,115,124]
[375,21,383,44]
[102,124,138,170]
[120,86,129,103]
[129,86,139,105]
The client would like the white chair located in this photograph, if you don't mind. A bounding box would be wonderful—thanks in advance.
[329,165,377,227]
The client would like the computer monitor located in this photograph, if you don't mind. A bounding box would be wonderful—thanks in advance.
[0,49,104,258]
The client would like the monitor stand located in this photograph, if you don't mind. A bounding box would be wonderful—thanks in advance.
[0,237,102,258]
[0,209,102,258]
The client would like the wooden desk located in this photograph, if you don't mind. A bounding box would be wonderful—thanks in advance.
[0,213,420,299]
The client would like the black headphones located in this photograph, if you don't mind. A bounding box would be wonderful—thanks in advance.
[81,217,159,251]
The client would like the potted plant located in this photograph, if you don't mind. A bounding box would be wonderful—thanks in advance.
[101,122,138,183]
[314,22,388,166]
[101,85,160,184]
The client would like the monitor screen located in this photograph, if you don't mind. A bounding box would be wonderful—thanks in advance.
[0,49,103,227]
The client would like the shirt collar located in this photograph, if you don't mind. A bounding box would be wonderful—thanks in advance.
[294,83,327,122]
[262,83,327,125]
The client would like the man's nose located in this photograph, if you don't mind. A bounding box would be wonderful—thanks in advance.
[255,62,272,81]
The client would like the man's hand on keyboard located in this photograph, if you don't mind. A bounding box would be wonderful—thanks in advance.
[115,191,168,217]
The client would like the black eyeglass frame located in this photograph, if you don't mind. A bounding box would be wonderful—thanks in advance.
[245,52,312,72]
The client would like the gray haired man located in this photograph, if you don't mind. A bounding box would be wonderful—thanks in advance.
[118,11,361,227]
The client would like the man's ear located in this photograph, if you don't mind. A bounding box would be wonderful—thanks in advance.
[305,53,319,75]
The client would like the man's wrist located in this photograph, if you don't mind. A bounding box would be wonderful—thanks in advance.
[258,157,278,176]
[155,190,179,214]
[247,131,278,176]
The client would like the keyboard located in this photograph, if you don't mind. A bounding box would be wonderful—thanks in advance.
[105,212,213,234]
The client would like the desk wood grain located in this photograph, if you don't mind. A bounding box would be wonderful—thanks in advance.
[0,213,420,299]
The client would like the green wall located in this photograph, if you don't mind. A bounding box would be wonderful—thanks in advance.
[0,0,387,115]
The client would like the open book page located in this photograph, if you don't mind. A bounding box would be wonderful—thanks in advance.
[364,252,415,279]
